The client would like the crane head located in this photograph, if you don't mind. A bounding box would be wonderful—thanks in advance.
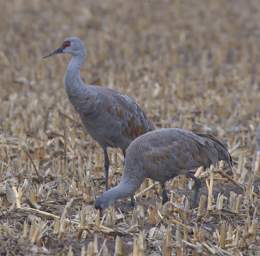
[43,37,85,58]
[94,195,110,211]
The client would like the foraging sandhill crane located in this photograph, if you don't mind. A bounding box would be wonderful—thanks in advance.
[95,128,233,210]
[43,37,154,194]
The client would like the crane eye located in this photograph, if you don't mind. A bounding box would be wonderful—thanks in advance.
[62,41,71,49]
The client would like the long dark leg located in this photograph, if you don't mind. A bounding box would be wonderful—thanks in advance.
[103,147,110,190]
[186,173,202,208]
[161,182,169,204]
[130,195,135,207]
[122,149,126,158]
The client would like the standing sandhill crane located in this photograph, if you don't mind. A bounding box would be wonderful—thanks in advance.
[43,37,154,194]
[95,128,233,210]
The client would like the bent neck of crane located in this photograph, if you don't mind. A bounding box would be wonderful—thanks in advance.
[64,55,86,93]
[100,179,138,205]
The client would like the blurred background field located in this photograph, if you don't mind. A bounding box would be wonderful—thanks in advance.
[0,0,259,255]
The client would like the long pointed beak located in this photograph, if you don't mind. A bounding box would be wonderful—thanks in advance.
[43,47,63,58]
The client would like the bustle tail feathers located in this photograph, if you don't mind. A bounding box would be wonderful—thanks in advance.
[195,132,233,169]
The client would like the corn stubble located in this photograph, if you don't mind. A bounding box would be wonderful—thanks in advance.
[0,0,259,255]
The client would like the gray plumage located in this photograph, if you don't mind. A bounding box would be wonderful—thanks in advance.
[257,123,260,154]
[95,128,233,209]
[44,37,154,190]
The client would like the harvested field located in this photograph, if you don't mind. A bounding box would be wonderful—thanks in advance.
[0,0,260,255]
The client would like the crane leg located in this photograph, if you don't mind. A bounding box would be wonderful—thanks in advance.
[122,149,126,158]
[161,182,169,204]
[130,195,135,207]
[186,173,202,208]
[103,147,110,190]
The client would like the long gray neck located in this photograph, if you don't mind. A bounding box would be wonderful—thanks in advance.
[101,178,138,205]
[64,54,86,97]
